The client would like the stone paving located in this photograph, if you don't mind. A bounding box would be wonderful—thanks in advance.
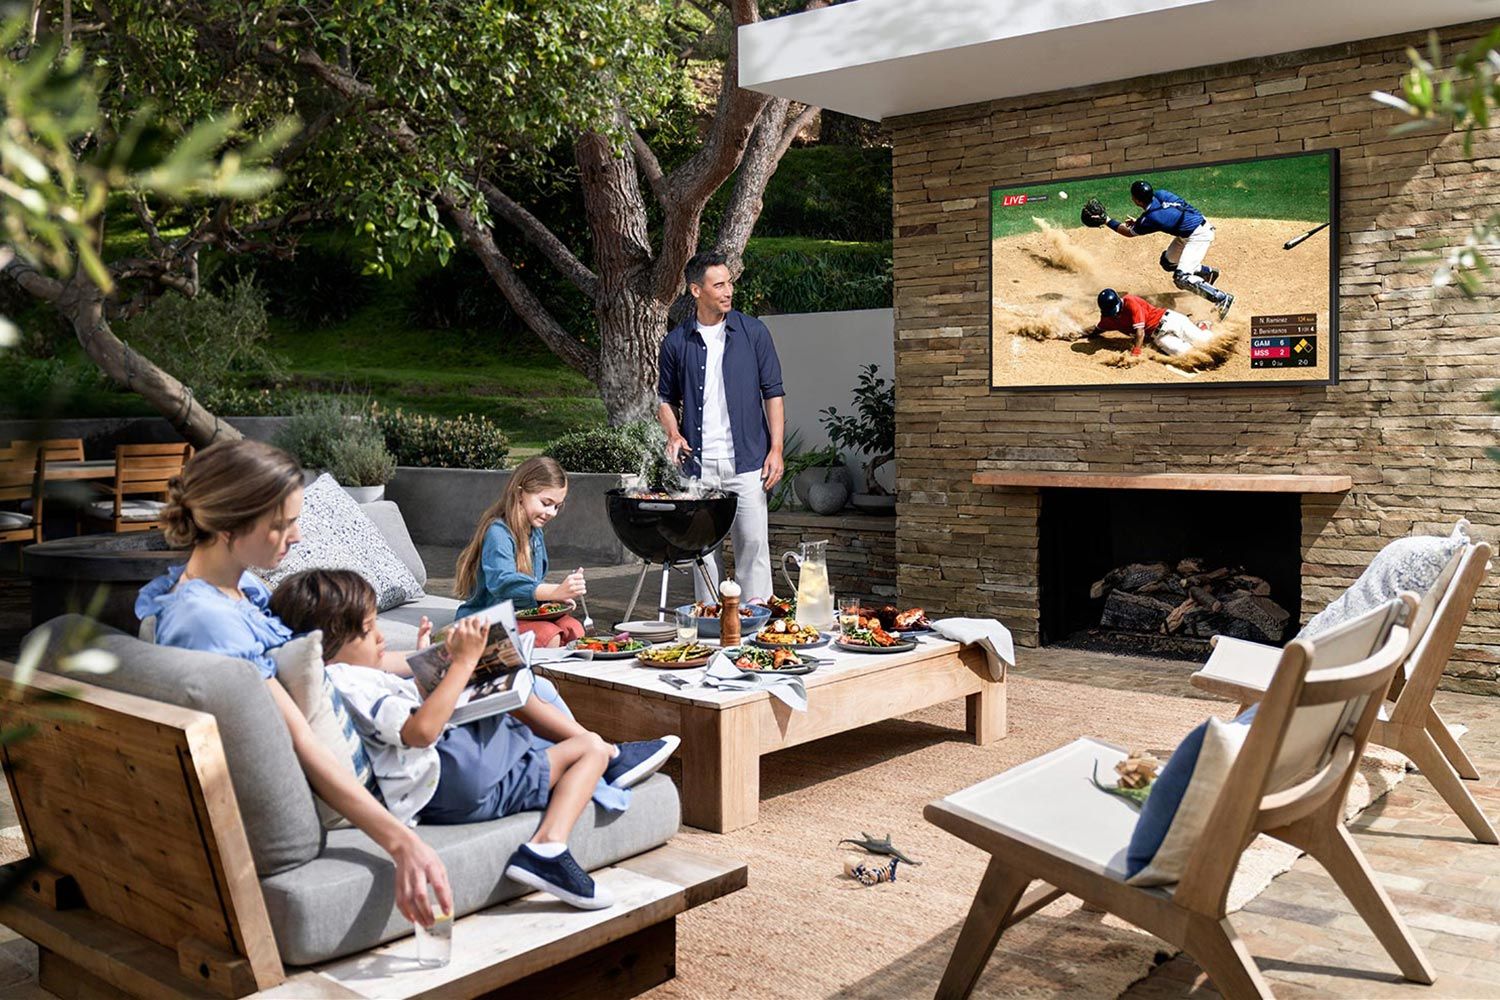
[4,551,1500,997]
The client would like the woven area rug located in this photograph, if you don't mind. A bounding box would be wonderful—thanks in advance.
[0,676,1410,1000]
[644,675,1408,1000]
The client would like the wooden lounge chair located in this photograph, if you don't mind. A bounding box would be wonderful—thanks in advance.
[0,446,45,563]
[83,442,192,533]
[1191,540,1494,844]
[926,597,1432,1000]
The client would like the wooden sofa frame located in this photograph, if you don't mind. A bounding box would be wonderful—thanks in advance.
[0,664,745,999]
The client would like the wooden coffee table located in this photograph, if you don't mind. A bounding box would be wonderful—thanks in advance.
[536,638,1006,832]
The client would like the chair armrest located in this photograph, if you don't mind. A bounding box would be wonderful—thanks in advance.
[1189,635,1282,703]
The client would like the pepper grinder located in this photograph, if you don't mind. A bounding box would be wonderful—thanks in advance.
[719,579,742,646]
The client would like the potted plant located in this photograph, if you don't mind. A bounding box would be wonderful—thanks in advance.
[820,363,896,515]
[329,435,397,503]
[274,398,396,502]
[786,443,851,512]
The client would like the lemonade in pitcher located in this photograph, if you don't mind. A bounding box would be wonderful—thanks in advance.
[782,540,834,630]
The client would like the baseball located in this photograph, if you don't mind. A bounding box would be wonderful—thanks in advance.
[1058,191,1068,200]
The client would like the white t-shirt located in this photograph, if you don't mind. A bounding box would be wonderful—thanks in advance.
[324,662,442,826]
[698,319,734,462]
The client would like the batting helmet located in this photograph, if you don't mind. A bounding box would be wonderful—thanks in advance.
[1097,288,1123,317]
[1130,180,1154,207]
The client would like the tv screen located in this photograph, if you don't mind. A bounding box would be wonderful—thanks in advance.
[988,150,1337,390]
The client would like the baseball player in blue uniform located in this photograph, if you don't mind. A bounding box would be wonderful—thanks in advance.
[1081,180,1235,320]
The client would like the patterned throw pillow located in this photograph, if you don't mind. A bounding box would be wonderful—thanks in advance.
[1298,520,1469,640]
[271,632,378,831]
[260,474,424,611]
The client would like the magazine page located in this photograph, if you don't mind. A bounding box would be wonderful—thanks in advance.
[407,601,530,698]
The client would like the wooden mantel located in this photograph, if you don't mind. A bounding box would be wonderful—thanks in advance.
[971,471,1353,494]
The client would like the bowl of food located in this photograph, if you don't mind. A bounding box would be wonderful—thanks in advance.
[676,601,773,638]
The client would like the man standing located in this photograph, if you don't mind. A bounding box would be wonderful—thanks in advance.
[657,251,785,602]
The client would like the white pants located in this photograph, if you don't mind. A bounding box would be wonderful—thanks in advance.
[1152,310,1215,356]
[1165,222,1215,275]
[695,457,772,603]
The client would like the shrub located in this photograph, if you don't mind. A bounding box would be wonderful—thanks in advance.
[212,247,374,328]
[118,276,284,391]
[194,384,312,416]
[374,408,510,470]
[329,435,397,487]
[544,420,674,485]
[738,240,892,315]
[273,397,394,486]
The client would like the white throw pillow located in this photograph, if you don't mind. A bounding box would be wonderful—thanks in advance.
[271,632,375,831]
[260,474,424,611]
[1299,520,1470,640]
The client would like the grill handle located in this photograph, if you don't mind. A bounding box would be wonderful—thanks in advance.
[637,502,678,512]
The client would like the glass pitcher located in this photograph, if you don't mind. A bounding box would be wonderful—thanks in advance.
[782,539,834,630]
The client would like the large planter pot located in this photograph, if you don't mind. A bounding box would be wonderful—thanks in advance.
[25,532,189,633]
[341,484,386,503]
[793,466,852,508]
[850,492,896,515]
[806,480,850,515]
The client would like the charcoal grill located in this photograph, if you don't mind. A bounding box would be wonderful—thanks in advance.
[606,488,738,621]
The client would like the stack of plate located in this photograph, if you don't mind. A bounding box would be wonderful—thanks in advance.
[615,619,678,644]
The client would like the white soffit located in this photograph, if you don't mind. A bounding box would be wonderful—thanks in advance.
[738,0,1499,121]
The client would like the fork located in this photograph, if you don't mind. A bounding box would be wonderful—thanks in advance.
[576,569,594,635]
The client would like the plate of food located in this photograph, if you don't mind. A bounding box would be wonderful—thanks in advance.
[568,635,650,660]
[679,601,774,638]
[856,604,936,635]
[722,646,820,676]
[834,620,917,654]
[517,600,575,622]
[635,642,718,669]
[750,619,829,650]
[752,595,795,619]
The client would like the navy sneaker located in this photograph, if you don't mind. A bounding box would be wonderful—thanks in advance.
[604,736,681,789]
[505,845,615,910]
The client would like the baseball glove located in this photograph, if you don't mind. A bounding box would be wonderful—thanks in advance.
[1081,197,1108,228]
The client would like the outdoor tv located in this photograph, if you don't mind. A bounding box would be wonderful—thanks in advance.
[988,149,1337,390]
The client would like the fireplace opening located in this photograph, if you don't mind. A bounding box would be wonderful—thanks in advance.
[1038,487,1303,661]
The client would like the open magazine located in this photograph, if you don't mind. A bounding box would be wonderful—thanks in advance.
[406,600,537,726]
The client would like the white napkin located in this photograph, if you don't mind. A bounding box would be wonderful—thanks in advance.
[701,651,808,711]
[931,617,1015,681]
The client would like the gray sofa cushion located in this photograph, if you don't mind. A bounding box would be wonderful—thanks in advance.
[359,500,427,590]
[259,772,682,966]
[378,593,462,649]
[28,615,324,877]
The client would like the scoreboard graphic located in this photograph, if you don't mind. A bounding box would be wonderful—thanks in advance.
[1249,314,1317,369]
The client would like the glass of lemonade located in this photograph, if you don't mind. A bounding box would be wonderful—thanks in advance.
[838,595,862,635]
[675,608,699,645]
[415,900,453,967]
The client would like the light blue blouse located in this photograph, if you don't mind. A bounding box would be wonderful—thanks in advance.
[456,522,548,619]
[136,564,290,679]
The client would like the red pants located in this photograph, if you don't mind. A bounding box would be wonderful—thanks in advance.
[519,615,584,648]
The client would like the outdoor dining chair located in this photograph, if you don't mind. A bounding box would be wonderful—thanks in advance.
[83,442,192,534]
[1191,540,1494,844]
[0,446,46,564]
[926,596,1432,1000]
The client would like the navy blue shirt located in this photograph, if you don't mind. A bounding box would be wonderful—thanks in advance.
[1132,189,1206,238]
[658,309,785,478]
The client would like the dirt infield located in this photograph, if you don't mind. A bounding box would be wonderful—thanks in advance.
[990,217,1332,387]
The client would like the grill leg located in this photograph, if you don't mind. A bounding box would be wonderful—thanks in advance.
[658,562,673,622]
[622,561,651,624]
[694,558,719,599]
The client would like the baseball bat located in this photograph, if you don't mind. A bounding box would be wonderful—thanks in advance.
[1282,222,1329,250]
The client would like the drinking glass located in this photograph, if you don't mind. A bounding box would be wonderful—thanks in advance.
[675,608,699,645]
[838,596,862,635]
[414,898,453,968]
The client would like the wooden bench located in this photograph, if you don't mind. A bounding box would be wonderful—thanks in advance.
[0,664,745,999]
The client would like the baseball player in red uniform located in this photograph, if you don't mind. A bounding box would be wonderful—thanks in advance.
[1088,288,1214,357]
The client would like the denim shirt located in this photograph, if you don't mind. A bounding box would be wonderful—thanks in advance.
[658,309,785,478]
[455,522,548,620]
[136,564,290,678]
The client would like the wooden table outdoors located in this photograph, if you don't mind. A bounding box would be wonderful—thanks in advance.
[43,459,114,481]
[536,638,1006,833]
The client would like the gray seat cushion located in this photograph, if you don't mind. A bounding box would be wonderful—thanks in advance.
[28,615,323,877]
[378,593,462,649]
[260,773,682,966]
[359,500,427,590]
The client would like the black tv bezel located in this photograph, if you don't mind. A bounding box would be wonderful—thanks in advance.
[984,147,1340,393]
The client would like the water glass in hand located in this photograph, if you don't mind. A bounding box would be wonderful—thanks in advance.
[414,897,453,968]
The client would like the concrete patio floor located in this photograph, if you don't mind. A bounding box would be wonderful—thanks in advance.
[1,551,1498,997]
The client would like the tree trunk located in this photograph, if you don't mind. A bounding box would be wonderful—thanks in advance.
[60,275,242,447]
[596,289,669,425]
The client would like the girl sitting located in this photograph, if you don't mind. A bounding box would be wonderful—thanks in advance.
[455,456,586,647]
[270,569,678,909]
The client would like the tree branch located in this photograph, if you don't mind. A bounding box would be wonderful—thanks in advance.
[2,252,65,302]
[776,102,819,162]
[476,178,598,298]
[132,194,166,255]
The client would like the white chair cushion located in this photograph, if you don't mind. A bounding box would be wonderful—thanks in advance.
[938,737,1141,878]
[0,511,34,529]
[88,499,167,521]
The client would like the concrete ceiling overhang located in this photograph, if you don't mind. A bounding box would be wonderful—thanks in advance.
[738,0,1497,121]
